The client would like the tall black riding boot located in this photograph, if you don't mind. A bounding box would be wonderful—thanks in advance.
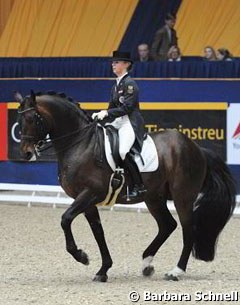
[123,153,147,198]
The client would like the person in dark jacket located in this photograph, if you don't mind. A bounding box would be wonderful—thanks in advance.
[92,50,146,198]
[137,43,153,62]
[151,13,178,61]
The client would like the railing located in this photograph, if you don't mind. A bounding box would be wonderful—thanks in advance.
[0,183,239,214]
[0,57,240,78]
[0,183,149,212]
[0,183,71,208]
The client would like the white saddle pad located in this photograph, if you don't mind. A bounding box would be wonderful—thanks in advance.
[103,129,159,172]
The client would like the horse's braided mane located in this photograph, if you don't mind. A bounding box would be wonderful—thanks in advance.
[29,91,102,165]
[35,90,76,104]
[34,91,92,122]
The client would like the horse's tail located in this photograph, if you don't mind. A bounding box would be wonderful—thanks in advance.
[192,148,236,261]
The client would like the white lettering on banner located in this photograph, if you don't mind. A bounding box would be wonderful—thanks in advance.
[227,103,240,165]
[11,122,21,143]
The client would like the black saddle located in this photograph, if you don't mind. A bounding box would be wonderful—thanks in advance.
[94,123,145,168]
[104,125,122,167]
[104,125,146,167]
[93,124,121,167]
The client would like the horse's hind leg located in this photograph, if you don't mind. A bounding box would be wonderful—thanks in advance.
[142,196,177,277]
[84,206,113,282]
[165,196,195,281]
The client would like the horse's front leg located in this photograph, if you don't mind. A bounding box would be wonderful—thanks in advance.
[61,188,96,265]
[84,206,113,282]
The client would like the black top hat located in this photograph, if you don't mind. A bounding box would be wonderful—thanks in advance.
[111,50,133,63]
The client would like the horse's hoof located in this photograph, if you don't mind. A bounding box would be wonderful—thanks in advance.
[73,250,89,265]
[164,273,179,281]
[80,251,89,265]
[93,274,108,282]
[143,266,155,277]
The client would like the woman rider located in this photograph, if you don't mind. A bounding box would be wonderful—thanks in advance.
[92,50,146,199]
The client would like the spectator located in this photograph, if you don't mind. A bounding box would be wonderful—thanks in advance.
[151,13,178,61]
[216,48,233,61]
[203,46,217,61]
[137,44,153,62]
[167,46,181,61]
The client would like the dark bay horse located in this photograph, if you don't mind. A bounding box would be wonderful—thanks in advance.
[15,91,236,282]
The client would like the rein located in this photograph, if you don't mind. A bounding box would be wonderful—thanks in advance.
[18,102,99,157]
[36,121,98,156]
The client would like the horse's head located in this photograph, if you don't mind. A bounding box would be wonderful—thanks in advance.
[15,91,49,161]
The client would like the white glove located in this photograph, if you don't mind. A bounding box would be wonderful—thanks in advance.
[92,110,108,120]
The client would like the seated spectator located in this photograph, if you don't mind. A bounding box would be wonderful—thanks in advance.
[216,48,233,61]
[151,13,178,61]
[167,46,181,61]
[137,44,153,62]
[203,46,217,61]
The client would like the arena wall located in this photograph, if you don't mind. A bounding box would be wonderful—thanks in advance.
[0,78,239,192]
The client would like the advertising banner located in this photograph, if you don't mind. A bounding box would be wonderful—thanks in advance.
[227,103,240,165]
[7,104,226,161]
[144,109,226,160]
[0,103,7,160]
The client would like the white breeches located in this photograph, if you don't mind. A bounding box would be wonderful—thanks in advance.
[106,115,135,160]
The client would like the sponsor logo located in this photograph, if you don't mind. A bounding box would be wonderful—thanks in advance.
[145,124,224,141]
[231,122,240,150]
[227,104,240,164]
[232,122,240,140]
[11,122,21,143]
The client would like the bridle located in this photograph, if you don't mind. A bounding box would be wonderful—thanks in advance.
[17,107,35,114]
[18,105,98,157]
[17,106,49,155]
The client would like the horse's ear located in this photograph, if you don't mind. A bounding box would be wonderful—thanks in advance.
[30,90,36,106]
[14,91,23,104]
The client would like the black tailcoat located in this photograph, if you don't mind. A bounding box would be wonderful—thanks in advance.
[106,74,145,153]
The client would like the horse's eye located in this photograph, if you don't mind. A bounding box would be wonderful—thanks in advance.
[24,118,33,125]
[25,114,34,123]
